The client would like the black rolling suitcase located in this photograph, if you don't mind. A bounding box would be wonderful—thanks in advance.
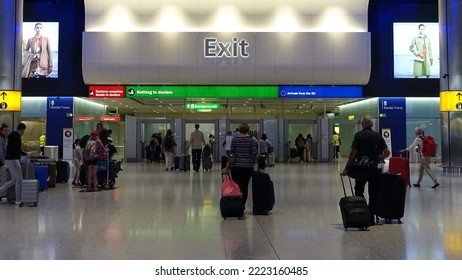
[251,171,275,215]
[173,156,180,170]
[220,174,244,219]
[375,173,406,224]
[339,175,371,230]
[221,155,228,170]
[220,197,244,219]
[179,154,190,171]
[257,155,267,170]
[56,160,70,183]
[202,156,212,171]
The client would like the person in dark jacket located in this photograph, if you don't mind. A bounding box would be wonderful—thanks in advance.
[0,123,30,204]
[342,115,390,224]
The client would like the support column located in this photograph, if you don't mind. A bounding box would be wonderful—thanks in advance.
[439,0,462,171]
[0,0,23,125]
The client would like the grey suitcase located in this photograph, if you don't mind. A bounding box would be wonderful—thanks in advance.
[18,179,39,207]
[21,164,35,180]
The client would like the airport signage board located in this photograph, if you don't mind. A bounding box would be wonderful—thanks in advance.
[440,91,462,111]
[185,104,221,111]
[378,98,406,118]
[278,86,362,98]
[100,116,121,122]
[126,86,278,99]
[89,86,125,98]
[0,90,21,111]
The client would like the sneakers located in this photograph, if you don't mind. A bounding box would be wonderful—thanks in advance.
[432,182,440,189]
[15,201,21,205]
[412,183,421,187]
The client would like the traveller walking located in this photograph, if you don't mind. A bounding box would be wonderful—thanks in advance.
[189,124,206,172]
[399,127,439,188]
[342,115,390,225]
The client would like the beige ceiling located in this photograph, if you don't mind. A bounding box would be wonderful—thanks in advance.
[87,97,362,118]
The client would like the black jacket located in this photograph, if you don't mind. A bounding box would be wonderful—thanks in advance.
[6,131,27,160]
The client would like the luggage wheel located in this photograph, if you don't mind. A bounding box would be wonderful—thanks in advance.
[32,202,38,207]
[19,202,24,207]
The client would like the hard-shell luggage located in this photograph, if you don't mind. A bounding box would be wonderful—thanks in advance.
[257,155,267,170]
[202,156,212,171]
[251,171,275,215]
[388,156,411,186]
[21,164,35,180]
[35,158,56,187]
[56,160,70,183]
[339,175,371,230]
[179,154,190,171]
[47,161,57,187]
[220,197,244,219]
[375,173,406,224]
[173,156,180,170]
[267,153,275,167]
[18,179,39,207]
[34,164,48,191]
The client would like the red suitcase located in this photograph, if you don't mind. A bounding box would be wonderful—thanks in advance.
[388,157,411,186]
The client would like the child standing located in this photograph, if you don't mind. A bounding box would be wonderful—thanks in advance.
[72,138,83,187]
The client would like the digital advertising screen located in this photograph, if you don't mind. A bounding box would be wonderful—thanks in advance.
[393,22,440,79]
[22,22,59,78]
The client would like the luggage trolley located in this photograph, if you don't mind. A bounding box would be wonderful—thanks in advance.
[97,148,115,190]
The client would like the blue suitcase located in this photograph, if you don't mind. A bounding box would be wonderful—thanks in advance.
[35,164,48,191]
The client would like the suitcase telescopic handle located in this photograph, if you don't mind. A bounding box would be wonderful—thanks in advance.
[339,174,355,197]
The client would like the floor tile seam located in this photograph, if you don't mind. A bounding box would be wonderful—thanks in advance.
[254,215,281,260]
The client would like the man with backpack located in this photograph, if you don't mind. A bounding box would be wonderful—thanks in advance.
[399,127,439,189]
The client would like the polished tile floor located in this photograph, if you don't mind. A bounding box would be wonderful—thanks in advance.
[0,159,461,260]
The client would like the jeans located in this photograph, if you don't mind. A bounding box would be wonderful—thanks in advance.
[0,160,22,200]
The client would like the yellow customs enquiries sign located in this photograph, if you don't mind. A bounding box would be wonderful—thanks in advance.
[0,91,22,111]
[440,91,462,111]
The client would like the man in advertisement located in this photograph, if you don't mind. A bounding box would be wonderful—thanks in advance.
[22,22,54,78]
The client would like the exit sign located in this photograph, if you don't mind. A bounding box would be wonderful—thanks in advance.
[185,103,221,111]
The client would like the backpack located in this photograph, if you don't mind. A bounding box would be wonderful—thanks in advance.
[164,136,173,149]
[421,136,437,157]
[83,140,98,160]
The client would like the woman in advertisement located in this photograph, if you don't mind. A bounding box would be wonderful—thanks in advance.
[22,22,54,78]
[409,24,433,78]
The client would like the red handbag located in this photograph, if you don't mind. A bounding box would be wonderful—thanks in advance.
[221,176,242,198]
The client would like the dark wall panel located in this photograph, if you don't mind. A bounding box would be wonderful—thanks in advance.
[365,0,439,98]
[22,0,86,97]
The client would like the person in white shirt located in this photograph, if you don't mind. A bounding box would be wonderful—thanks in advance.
[399,127,439,189]
[223,131,234,156]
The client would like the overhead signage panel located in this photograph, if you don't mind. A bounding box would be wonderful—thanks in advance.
[378,98,406,118]
[440,91,462,111]
[185,103,221,110]
[100,116,121,122]
[0,90,22,111]
[89,86,125,98]
[279,86,363,98]
[126,86,278,99]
